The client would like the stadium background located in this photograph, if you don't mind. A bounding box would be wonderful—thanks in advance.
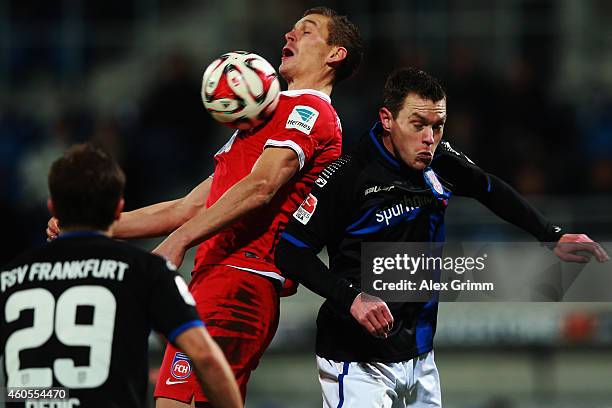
[1,0,611,407]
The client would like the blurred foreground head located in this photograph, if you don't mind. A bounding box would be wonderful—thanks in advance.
[48,143,125,231]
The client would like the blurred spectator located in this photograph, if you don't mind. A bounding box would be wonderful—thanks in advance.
[91,116,125,163]
[18,117,72,207]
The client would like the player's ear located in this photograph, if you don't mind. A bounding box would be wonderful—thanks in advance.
[47,198,56,217]
[114,198,125,221]
[379,107,393,132]
[327,46,347,65]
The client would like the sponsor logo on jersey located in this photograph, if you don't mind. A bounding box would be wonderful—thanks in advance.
[314,177,327,187]
[171,352,192,380]
[293,193,318,225]
[375,195,434,226]
[166,378,188,385]
[364,185,395,196]
[286,105,319,135]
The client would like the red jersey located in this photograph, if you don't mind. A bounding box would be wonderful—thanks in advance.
[194,89,342,291]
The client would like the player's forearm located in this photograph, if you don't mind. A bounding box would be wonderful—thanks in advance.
[113,177,213,239]
[193,341,243,408]
[169,174,278,249]
[275,237,360,312]
[167,150,298,250]
[112,200,184,239]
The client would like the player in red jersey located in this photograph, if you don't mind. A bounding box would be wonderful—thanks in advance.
[47,6,363,407]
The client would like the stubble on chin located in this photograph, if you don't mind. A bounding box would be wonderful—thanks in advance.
[412,156,432,170]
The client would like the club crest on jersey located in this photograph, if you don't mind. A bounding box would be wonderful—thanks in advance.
[424,168,444,196]
[171,352,192,380]
[293,193,318,225]
[286,105,319,135]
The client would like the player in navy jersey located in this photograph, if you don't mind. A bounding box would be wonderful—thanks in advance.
[47,7,363,407]
[3,144,242,408]
[275,68,609,407]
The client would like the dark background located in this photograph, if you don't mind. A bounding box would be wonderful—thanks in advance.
[1,1,611,407]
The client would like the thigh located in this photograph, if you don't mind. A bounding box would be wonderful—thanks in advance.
[157,266,280,403]
[317,356,398,408]
[154,343,196,404]
[407,351,441,408]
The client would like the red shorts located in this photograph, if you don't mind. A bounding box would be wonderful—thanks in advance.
[154,264,280,404]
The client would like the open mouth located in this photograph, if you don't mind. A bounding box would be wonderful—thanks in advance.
[281,47,295,59]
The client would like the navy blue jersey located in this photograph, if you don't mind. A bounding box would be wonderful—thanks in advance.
[276,122,562,362]
[0,232,203,407]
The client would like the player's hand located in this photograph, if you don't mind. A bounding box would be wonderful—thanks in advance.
[153,236,186,269]
[46,217,60,241]
[349,292,394,339]
[554,234,609,263]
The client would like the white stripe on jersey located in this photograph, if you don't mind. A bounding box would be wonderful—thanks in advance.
[264,139,306,169]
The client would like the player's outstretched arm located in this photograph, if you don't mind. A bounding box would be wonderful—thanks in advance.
[46,176,213,240]
[153,147,300,267]
[433,144,608,263]
[466,175,609,263]
[173,326,243,408]
[113,175,212,239]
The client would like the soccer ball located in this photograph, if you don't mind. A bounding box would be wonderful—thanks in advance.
[201,51,281,130]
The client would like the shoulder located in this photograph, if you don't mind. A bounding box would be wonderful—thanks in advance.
[312,153,363,193]
[434,139,478,166]
[278,90,337,119]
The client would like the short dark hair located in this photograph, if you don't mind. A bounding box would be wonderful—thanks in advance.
[383,67,446,118]
[48,143,125,230]
[303,7,363,84]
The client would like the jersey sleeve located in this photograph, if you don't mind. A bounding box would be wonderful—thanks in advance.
[433,140,564,243]
[283,154,355,250]
[264,95,338,170]
[148,256,204,345]
[275,155,361,312]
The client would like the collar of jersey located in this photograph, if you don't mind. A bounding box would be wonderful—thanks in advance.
[369,121,401,170]
[56,230,107,240]
[281,89,331,103]
[368,122,445,194]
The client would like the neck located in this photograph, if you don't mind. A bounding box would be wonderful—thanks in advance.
[381,132,397,158]
[286,73,333,96]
